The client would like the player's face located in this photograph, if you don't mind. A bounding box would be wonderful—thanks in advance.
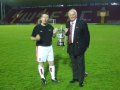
[41,14,49,24]
[68,11,77,21]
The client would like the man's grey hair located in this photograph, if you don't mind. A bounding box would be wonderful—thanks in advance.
[68,9,77,16]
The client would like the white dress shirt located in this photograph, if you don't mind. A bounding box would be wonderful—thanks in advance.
[70,19,77,43]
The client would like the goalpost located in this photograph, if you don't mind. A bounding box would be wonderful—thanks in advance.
[49,19,56,24]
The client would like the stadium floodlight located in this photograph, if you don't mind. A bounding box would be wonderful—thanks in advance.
[111,2,118,5]
[60,5,64,7]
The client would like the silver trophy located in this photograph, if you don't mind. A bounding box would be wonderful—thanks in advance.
[57,26,65,46]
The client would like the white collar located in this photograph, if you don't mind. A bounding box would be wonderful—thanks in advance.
[70,18,77,24]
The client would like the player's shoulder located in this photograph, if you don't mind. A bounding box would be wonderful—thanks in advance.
[33,24,41,32]
[34,24,41,28]
[47,24,54,29]
[47,23,53,27]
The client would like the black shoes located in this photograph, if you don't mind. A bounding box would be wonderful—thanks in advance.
[69,79,79,83]
[41,78,59,85]
[79,82,84,87]
[85,72,88,77]
[41,78,46,85]
[70,79,84,87]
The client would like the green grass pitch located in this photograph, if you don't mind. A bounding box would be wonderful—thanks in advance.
[0,24,120,90]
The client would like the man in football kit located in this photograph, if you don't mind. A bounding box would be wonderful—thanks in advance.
[31,13,58,85]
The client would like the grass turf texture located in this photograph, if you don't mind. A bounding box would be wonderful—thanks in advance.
[0,24,120,90]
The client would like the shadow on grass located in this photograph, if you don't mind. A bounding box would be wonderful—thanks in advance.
[44,54,71,79]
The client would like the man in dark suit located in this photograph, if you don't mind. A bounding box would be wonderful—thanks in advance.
[65,9,90,87]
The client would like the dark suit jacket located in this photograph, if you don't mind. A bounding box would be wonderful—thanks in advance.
[66,19,90,56]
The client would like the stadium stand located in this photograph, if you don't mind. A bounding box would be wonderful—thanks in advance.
[2,5,120,24]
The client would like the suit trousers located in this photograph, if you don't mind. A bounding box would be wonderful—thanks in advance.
[70,54,85,84]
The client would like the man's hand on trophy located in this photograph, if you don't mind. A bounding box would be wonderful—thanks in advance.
[64,28,68,33]
[53,28,58,38]
[53,28,58,34]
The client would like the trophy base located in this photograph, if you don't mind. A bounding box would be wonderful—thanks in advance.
[57,42,65,46]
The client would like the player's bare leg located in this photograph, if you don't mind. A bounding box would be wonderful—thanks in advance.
[38,62,46,85]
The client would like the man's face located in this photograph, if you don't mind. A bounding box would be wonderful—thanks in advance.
[68,11,77,21]
[41,14,49,24]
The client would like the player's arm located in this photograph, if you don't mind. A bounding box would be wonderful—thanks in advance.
[31,34,41,41]
[31,25,41,41]
[53,28,58,38]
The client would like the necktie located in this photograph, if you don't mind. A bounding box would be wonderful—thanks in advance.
[69,22,73,44]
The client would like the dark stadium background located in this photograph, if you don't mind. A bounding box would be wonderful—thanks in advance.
[0,0,120,90]
[0,0,120,24]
